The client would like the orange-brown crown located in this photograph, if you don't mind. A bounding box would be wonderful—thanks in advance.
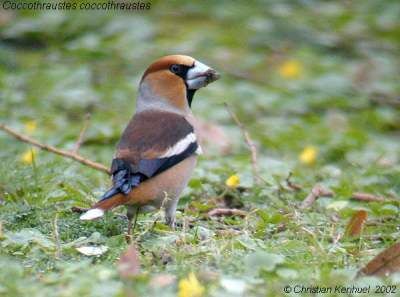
[142,55,195,80]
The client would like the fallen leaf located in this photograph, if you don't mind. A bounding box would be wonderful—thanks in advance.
[76,245,108,256]
[118,244,140,279]
[358,242,400,277]
[345,210,368,238]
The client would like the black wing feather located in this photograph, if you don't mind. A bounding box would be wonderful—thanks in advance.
[99,142,198,202]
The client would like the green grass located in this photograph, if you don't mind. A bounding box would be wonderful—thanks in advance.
[0,1,400,296]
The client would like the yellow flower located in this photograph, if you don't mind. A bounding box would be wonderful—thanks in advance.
[24,120,37,133]
[21,148,37,165]
[178,272,204,297]
[225,174,240,188]
[299,146,318,165]
[278,60,303,79]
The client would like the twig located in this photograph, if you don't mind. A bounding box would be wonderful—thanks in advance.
[0,123,110,174]
[72,113,91,153]
[208,208,248,217]
[285,172,302,191]
[331,232,342,245]
[224,103,263,185]
[300,184,334,209]
[351,192,385,202]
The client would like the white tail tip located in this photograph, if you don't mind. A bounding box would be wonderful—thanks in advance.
[80,208,104,220]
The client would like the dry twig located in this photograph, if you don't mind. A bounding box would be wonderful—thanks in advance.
[0,123,110,174]
[224,102,263,185]
[300,184,334,209]
[208,208,248,217]
[285,172,302,191]
[351,192,385,202]
[331,233,342,245]
[72,113,91,153]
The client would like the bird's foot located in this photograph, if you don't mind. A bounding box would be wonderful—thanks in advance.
[166,217,176,230]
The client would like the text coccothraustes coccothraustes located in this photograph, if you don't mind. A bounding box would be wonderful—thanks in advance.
[80,55,220,235]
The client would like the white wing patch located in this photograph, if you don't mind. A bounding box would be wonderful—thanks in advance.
[159,132,197,158]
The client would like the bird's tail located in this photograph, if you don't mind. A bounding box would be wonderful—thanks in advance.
[80,160,143,221]
[79,192,126,221]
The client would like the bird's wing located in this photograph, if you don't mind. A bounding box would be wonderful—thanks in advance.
[99,110,200,201]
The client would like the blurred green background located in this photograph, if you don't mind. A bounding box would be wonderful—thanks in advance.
[0,1,399,296]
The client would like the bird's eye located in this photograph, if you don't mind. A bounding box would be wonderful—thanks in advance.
[170,64,181,74]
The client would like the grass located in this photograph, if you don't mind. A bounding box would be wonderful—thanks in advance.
[0,1,399,296]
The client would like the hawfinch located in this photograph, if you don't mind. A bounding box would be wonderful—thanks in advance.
[80,55,220,235]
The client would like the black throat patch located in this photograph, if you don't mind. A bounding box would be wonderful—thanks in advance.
[186,89,196,107]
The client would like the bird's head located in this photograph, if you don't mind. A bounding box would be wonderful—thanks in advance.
[137,55,220,113]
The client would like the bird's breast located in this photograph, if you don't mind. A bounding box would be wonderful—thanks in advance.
[125,155,197,206]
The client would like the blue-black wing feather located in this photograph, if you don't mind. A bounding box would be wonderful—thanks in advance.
[99,142,198,202]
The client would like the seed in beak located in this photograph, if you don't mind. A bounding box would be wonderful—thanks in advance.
[205,69,220,83]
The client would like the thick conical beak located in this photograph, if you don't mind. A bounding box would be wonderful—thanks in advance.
[186,60,220,90]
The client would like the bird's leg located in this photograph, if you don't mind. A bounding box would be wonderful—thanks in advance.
[126,205,140,243]
[165,215,175,230]
[164,197,179,230]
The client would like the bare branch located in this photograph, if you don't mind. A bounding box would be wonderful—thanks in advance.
[0,123,110,174]
[224,102,264,185]
[72,113,91,153]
